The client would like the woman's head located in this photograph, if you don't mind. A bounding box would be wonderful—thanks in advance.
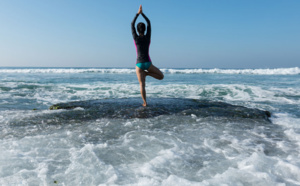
[137,22,146,35]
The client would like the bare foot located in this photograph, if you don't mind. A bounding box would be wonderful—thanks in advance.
[143,102,147,107]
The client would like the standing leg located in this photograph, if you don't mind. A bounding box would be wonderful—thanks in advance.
[146,64,164,80]
[136,66,147,106]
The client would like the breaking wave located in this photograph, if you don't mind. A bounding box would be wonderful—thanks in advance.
[0,67,299,75]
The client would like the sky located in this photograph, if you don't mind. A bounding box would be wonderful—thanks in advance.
[0,0,299,68]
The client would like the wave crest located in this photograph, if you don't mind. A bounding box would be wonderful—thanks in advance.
[164,67,300,75]
[0,67,299,75]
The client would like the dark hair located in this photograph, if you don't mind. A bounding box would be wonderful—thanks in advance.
[137,22,146,35]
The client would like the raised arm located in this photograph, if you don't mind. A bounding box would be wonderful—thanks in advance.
[131,13,139,39]
[141,13,151,38]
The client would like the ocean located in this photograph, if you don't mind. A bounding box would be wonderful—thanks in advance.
[0,67,300,185]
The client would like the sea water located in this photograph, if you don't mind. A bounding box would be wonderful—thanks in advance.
[0,67,300,185]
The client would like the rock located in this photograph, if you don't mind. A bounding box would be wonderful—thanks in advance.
[49,98,271,121]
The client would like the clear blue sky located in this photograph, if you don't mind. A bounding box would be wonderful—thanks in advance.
[0,0,299,68]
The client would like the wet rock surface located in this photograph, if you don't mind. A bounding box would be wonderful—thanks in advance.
[49,98,271,121]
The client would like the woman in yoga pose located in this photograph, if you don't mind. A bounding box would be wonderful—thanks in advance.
[131,5,164,106]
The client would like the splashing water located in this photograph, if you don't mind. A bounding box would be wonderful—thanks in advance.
[0,67,300,185]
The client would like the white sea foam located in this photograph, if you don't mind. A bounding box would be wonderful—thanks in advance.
[199,152,300,185]
[1,80,299,112]
[1,113,300,185]
[145,84,300,107]
[1,67,300,185]
[0,68,135,74]
[164,67,300,75]
[0,67,299,75]
[272,113,300,150]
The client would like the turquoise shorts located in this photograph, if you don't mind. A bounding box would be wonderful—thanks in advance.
[136,62,152,70]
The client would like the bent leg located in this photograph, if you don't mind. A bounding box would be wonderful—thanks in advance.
[136,66,147,106]
[146,64,164,80]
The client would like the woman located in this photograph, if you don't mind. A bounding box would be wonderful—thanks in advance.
[131,5,164,107]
